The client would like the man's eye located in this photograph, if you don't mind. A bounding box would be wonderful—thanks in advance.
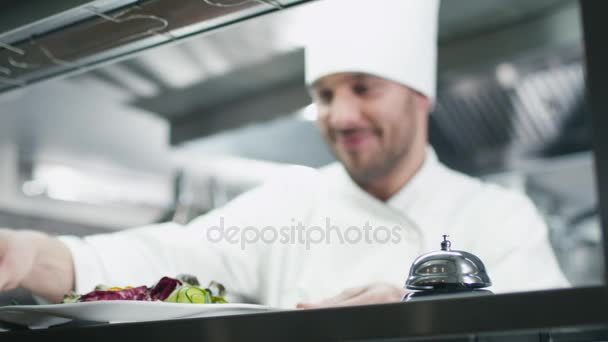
[318,89,333,103]
[353,84,369,95]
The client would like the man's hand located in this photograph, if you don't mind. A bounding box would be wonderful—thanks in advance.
[296,283,406,309]
[0,229,75,303]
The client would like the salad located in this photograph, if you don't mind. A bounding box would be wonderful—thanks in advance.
[62,274,228,304]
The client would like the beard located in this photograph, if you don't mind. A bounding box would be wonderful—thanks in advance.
[335,136,412,187]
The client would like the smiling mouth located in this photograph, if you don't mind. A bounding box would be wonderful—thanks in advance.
[336,130,374,150]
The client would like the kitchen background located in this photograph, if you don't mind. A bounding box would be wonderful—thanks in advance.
[0,0,601,289]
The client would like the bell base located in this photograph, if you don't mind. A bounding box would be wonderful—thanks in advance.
[402,288,493,302]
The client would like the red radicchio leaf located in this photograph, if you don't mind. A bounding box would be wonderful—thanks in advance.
[79,286,149,302]
[149,277,182,301]
[136,290,153,301]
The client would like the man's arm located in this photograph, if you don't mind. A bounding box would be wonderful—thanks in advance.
[0,190,269,304]
[0,166,318,305]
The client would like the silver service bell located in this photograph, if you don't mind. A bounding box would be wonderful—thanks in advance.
[402,235,493,302]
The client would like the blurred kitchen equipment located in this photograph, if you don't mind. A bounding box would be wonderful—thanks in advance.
[403,236,493,302]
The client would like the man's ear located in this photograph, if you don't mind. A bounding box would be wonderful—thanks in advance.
[414,92,431,115]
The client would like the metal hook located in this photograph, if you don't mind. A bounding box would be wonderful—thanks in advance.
[202,0,253,7]
[27,36,79,68]
[256,0,283,9]
[0,65,10,76]
[84,6,174,43]
[202,0,283,10]
[4,38,42,69]
[38,44,78,67]
[7,55,40,69]
[0,41,25,55]
[0,40,28,84]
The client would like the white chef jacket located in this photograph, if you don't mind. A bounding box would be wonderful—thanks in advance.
[59,147,569,308]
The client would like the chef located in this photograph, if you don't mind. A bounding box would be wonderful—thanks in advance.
[0,0,569,308]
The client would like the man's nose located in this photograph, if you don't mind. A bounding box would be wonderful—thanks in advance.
[327,93,363,129]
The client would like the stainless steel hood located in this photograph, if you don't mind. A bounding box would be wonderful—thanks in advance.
[0,0,310,93]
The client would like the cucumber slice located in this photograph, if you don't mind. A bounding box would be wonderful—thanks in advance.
[177,287,192,303]
[164,288,179,303]
[163,284,227,304]
[186,287,208,304]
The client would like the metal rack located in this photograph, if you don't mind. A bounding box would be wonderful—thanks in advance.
[0,0,309,93]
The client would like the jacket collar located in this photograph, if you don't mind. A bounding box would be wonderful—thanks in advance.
[321,146,444,231]
[386,146,441,223]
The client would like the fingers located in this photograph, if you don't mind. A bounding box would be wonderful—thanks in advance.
[0,232,33,293]
[319,286,367,305]
[0,263,20,292]
[296,286,367,309]
[296,284,406,309]
[333,286,406,307]
[0,238,14,291]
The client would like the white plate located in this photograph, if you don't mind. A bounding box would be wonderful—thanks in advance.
[0,301,276,329]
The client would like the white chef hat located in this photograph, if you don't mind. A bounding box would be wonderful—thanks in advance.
[305,0,440,103]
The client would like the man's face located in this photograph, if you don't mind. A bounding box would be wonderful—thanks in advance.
[311,73,429,185]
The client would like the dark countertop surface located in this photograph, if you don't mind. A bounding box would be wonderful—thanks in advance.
[1,287,607,342]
